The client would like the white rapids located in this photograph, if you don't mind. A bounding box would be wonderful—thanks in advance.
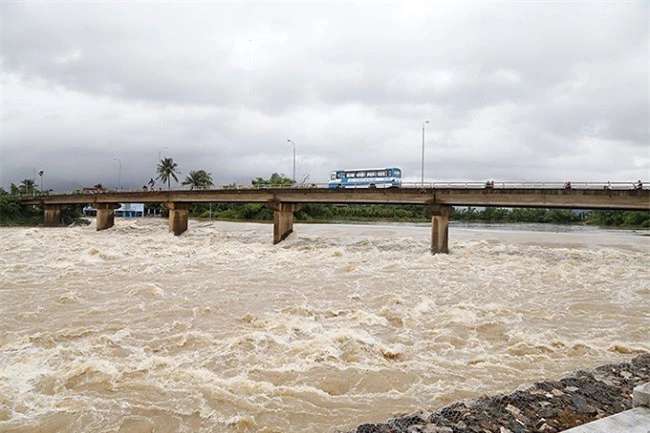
[0,219,648,433]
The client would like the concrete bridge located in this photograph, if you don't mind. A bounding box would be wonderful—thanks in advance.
[21,182,650,253]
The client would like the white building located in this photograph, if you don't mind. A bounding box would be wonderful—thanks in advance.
[83,203,145,218]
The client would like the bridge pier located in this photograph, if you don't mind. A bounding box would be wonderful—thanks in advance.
[268,201,301,244]
[428,204,454,254]
[43,204,62,226]
[95,203,120,231]
[168,202,192,236]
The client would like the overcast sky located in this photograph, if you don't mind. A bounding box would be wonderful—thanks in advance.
[1,1,648,191]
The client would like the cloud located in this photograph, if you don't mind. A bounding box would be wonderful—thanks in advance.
[1,1,647,190]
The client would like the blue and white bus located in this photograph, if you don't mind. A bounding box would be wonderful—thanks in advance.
[328,167,402,189]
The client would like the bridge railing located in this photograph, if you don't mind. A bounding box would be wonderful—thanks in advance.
[17,181,645,198]
[406,181,642,190]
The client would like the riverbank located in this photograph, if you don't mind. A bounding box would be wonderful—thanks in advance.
[346,353,649,433]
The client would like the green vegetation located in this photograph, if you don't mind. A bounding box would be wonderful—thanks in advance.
[582,210,650,228]
[0,188,28,225]
[251,172,293,187]
[1,185,83,226]
[156,157,179,189]
[182,170,213,190]
[195,204,649,228]
[454,207,582,224]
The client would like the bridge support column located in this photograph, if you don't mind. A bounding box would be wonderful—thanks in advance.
[44,204,62,227]
[168,202,192,236]
[95,203,120,231]
[268,201,301,244]
[427,204,454,254]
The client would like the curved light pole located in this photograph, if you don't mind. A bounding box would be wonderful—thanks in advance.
[421,120,430,185]
[287,139,296,184]
[113,157,122,189]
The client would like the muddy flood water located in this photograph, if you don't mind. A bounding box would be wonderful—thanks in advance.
[0,220,648,433]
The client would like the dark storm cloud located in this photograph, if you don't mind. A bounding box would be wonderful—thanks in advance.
[1,1,647,190]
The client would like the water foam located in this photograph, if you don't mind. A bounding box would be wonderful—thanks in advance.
[0,220,648,432]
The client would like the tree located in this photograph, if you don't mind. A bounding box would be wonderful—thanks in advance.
[156,157,179,190]
[251,172,292,187]
[182,170,213,190]
[19,179,36,195]
[0,187,23,223]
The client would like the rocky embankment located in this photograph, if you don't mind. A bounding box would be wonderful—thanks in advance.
[347,353,649,433]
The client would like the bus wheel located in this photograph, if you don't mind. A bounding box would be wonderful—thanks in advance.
[369,184,376,189]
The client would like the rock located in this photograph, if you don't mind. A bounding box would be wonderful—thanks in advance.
[345,354,650,433]
[69,218,91,227]
[480,420,495,430]
[505,404,520,416]
[422,427,451,433]
[355,423,392,433]
[571,394,597,414]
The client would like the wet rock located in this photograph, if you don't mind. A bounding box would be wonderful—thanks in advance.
[355,423,392,433]
[345,353,650,433]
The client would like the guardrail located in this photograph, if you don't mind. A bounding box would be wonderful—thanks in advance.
[17,181,646,198]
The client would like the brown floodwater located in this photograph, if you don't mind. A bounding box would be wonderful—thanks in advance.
[0,220,648,433]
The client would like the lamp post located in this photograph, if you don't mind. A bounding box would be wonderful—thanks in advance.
[287,139,296,184]
[32,166,38,197]
[113,157,122,189]
[158,146,168,162]
[38,170,44,192]
[421,120,430,185]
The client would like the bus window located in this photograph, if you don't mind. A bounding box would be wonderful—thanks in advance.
[367,171,377,177]
[377,170,388,177]
[357,171,366,178]
[346,172,355,178]
[330,173,336,181]
[393,169,402,178]
[337,171,345,179]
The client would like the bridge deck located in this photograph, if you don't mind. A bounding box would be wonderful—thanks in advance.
[21,186,650,211]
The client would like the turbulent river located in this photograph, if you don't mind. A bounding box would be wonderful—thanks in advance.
[0,220,648,433]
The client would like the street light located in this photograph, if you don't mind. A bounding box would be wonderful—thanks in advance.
[113,157,122,189]
[421,120,430,185]
[287,139,296,184]
[158,146,168,162]
[38,170,44,192]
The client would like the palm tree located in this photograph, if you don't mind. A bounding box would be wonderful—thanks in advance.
[182,170,213,190]
[156,157,179,190]
[20,179,35,195]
